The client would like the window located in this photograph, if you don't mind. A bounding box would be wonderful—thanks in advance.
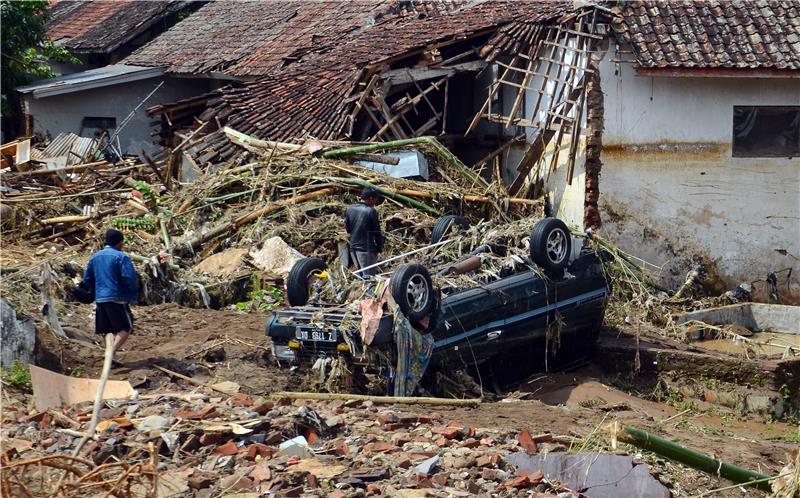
[81,117,116,138]
[732,106,800,158]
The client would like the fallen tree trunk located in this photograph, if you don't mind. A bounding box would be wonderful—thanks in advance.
[271,391,481,406]
[607,422,772,492]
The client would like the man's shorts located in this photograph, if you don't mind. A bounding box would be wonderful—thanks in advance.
[95,302,133,335]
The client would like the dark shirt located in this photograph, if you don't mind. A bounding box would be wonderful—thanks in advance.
[344,202,383,253]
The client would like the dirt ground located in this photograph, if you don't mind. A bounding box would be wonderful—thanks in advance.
[15,303,795,497]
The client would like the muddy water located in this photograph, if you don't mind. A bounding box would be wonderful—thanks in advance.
[694,331,799,356]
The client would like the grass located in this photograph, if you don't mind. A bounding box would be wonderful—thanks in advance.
[1,360,32,392]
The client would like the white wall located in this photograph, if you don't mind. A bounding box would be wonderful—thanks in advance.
[24,76,210,155]
[598,40,800,301]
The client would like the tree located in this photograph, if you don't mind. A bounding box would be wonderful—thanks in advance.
[1,0,77,128]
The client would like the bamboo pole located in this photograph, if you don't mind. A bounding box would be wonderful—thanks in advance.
[7,160,110,177]
[271,391,480,406]
[393,188,542,206]
[153,365,233,395]
[314,177,440,216]
[183,187,336,250]
[607,422,772,492]
[321,136,489,188]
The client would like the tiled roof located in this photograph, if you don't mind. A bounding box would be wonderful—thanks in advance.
[178,1,570,163]
[47,0,188,54]
[613,0,800,69]
[126,1,395,76]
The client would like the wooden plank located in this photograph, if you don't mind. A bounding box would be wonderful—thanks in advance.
[465,55,519,135]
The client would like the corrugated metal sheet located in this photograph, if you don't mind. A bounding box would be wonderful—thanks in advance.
[30,133,98,166]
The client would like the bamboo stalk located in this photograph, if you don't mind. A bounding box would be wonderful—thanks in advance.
[321,136,488,188]
[182,187,336,250]
[271,391,480,406]
[8,161,110,177]
[153,365,233,395]
[393,188,542,206]
[314,177,440,216]
[607,422,772,492]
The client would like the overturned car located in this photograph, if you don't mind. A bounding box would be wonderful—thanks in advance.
[266,217,609,394]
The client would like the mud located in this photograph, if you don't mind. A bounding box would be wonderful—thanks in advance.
[12,304,796,497]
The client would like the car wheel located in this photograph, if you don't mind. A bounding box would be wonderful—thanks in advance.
[530,218,572,278]
[390,263,436,321]
[431,215,470,244]
[286,257,328,306]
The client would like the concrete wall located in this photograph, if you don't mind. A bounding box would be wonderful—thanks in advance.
[23,76,210,155]
[597,40,800,301]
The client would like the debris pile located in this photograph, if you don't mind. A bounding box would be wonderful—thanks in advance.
[1,388,670,498]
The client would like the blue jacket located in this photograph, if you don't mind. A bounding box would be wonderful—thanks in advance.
[82,246,138,304]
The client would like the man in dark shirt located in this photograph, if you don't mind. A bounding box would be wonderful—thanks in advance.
[81,229,138,367]
[344,187,384,277]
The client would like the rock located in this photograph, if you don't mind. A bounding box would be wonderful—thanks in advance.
[213,440,239,456]
[203,346,226,363]
[0,299,35,368]
[278,435,312,458]
[136,415,173,433]
[188,470,217,489]
[219,473,253,491]
[431,427,459,439]
[415,455,440,475]
[517,429,538,454]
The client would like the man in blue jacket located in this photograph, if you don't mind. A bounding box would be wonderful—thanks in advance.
[81,229,138,366]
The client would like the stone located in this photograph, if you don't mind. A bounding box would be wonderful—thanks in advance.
[517,429,538,454]
[249,461,272,482]
[415,455,440,475]
[505,475,531,488]
[246,443,272,460]
[0,299,35,368]
[431,427,459,439]
[188,470,217,489]
[377,411,399,424]
[252,401,274,415]
[363,441,396,455]
[136,415,173,434]
[175,405,219,420]
[219,474,253,491]
[199,432,223,446]
[230,393,255,407]
[213,440,239,456]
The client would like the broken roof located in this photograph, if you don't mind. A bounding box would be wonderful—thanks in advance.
[171,1,570,163]
[47,0,189,55]
[124,1,473,77]
[614,0,800,69]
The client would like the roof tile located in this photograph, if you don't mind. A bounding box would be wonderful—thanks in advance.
[614,0,800,69]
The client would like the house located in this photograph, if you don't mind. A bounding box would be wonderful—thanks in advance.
[17,0,482,155]
[597,1,800,300]
[17,0,799,301]
[46,0,197,74]
[15,0,202,152]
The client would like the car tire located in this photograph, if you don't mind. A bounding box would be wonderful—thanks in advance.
[286,257,328,306]
[530,218,572,278]
[431,215,470,244]
[390,263,436,322]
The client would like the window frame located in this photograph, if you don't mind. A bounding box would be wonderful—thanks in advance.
[731,105,800,159]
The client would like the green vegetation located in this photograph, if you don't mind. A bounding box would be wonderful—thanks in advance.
[1,360,32,391]
[1,0,78,120]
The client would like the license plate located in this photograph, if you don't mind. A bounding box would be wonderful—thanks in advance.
[295,329,337,342]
